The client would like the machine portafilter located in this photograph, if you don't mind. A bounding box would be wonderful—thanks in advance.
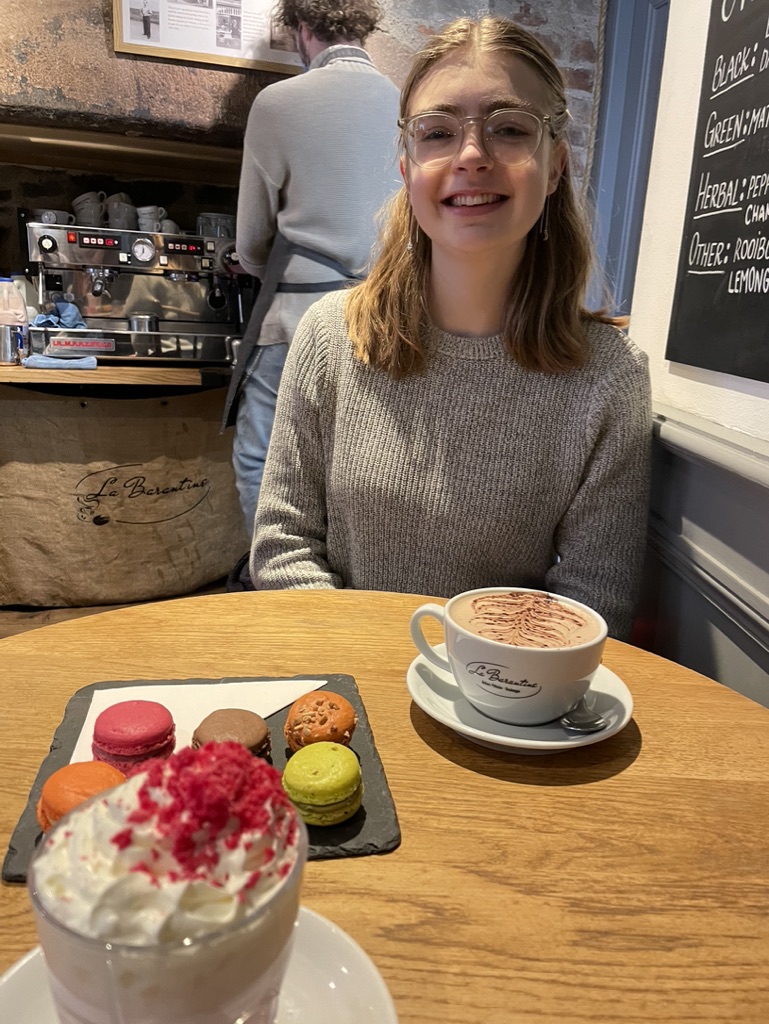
[87,267,114,296]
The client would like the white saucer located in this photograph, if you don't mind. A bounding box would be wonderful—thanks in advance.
[407,645,633,754]
[0,906,398,1024]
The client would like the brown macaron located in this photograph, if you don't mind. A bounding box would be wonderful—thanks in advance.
[283,690,358,753]
[192,709,271,760]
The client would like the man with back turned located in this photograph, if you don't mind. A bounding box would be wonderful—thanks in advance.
[224,0,400,534]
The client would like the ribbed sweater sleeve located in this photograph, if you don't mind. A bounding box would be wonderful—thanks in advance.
[251,292,652,639]
[249,307,340,589]
[236,99,281,279]
[544,348,651,637]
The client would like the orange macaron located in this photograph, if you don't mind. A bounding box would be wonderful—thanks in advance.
[36,761,126,832]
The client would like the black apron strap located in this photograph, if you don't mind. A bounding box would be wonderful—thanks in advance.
[222,232,294,429]
[221,233,361,430]
[285,241,366,281]
[276,280,353,293]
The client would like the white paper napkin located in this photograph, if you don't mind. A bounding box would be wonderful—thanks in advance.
[70,678,322,764]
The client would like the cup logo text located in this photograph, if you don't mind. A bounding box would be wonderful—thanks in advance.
[466,662,542,699]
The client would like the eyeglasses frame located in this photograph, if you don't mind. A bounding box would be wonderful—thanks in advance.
[397,108,555,169]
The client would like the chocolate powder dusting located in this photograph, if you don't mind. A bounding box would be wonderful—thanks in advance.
[467,592,599,648]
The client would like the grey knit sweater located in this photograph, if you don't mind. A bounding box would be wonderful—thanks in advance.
[251,291,652,639]
[235,46,400,347]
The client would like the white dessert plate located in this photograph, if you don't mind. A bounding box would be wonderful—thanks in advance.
[0,906,398,1024]
[407,644,633,754]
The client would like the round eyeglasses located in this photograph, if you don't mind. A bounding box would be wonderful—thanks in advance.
[398,108,552,169]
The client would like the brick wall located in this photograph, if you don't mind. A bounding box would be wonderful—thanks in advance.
[1,1,601,156]
[0,0,603,274]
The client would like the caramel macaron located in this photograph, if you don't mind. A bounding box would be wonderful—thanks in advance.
[283,690,357,753]
[192,709,271,760]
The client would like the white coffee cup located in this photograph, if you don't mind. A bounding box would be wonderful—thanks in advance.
[32,209,75,225]
[137,204,166,221]
[138,218,161,232]
[73,201,105,226]
[107,202,138,229]
[160,218,180,233]
[410,587,608,726]
[73,190,107,208]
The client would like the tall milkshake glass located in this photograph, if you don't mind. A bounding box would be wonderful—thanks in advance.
[27,743,307,1024]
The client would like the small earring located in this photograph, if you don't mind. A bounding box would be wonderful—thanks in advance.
[539,196,550,241]
[407,219,418,253]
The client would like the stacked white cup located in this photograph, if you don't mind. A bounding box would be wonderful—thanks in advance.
[137,205,166,233]
[72,191,107,227]
[105,194,137,230]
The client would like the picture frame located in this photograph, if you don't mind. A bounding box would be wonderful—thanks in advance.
[112,0,303,74]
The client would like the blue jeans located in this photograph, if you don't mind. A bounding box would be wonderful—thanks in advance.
[232,342,289,533]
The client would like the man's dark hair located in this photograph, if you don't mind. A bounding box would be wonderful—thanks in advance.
[274,0,382,44]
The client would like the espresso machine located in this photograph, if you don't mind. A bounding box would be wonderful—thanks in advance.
[20,211,255,365]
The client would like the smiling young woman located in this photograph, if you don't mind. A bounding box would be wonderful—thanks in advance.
[248,16,652,642]
[397,48,566,339]
[348,17,626,376]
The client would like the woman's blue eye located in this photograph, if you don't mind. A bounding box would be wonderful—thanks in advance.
[491,123,531,139]
[422,127,455,142]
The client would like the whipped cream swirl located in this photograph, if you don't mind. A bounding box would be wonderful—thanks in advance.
[33,742,300,945]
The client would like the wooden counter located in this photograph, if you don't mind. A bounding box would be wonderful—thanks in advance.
[0,366,230,386]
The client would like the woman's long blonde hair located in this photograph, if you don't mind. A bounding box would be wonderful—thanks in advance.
[346,16,622,377]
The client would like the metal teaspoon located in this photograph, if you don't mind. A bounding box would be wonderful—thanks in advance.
[559,697,608,733]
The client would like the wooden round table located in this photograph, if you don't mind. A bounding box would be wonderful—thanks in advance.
[2,590,768,1023]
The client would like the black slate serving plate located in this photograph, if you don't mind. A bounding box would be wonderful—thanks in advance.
[3,673,400,884]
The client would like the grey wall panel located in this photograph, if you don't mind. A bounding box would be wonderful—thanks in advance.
[641,407,769,706]
[643,547,769,709]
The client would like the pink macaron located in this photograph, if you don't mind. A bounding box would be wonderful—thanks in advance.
[92,699,176,776]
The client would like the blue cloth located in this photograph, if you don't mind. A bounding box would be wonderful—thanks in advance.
[232,342,289,532]
[22,354,97,369]
[31,301,87,330]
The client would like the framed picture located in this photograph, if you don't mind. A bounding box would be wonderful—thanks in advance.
[113,0,303,74]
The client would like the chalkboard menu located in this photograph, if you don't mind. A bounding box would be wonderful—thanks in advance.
[666,0,769,383]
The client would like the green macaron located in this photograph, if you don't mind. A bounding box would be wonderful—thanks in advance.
[281,742,363,827]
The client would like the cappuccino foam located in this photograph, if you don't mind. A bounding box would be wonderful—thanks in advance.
[451,591,601,649]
